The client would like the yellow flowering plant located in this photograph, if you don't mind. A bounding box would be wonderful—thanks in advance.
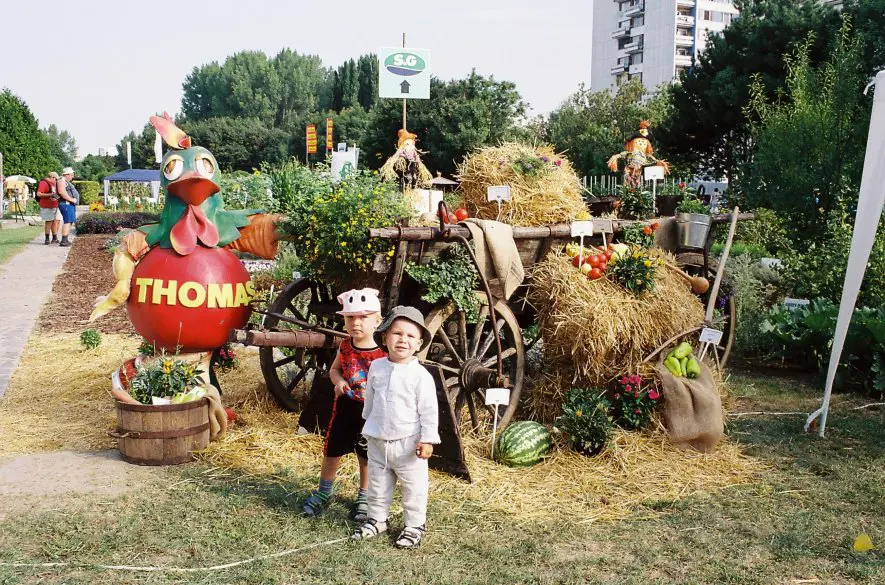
[556,387,611,456]
[269,162,411,286]
[129,357,204,405]
[607,245,661,295]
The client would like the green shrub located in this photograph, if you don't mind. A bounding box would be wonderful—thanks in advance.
[725,255,785,357]
[79,329,101,349]
[405,245,480,320]
[72,180,100,205]
[618,185,654,220]
[76,212,160,234]
[760,300,885,393]
[724,207,792,257]
[555,387,611,456]
[218,170,275,211]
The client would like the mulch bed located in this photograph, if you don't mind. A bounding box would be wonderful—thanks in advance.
[38,234,136,335]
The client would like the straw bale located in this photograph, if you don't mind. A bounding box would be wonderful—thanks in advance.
[528,252,705,390]
[456,143,586,226]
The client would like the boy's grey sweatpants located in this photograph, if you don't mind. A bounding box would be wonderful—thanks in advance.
[366,434,429,527]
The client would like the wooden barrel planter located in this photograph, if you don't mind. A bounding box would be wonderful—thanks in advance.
[111,398,210,465]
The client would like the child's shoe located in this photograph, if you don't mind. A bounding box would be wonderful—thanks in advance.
[350,494,368,523]
[351,518,387,540]
[301,489,332,517]
[394,525,425,549]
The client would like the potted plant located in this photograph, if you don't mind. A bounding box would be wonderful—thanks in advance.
[128,357,204,405]
[657,181,692,216]
[609,374,661,430]
[675,190,712,249]
[555,387,612,456]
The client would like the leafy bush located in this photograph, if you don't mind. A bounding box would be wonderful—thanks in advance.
[725,207,792,257]
[760,299,885,393]
[555,387,611,456]
[724,254,785,356]
[711,241,770,260]
[607,246,661,295]
[72,180,100,205]
[218,170,275,211]
[610,373,660,430]
[79,329,101,349]
[779,201,885,307]
[130,357,203,405]
[271,161,411,286]
[676,190,709,214]
[76,212,160,234]
[405,244,480,320]
[620,221,659,248]
[618,185,653,220]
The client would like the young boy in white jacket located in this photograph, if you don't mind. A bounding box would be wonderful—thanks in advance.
[352,306,440,549]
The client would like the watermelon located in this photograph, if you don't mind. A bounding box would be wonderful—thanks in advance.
[495,421,553,467]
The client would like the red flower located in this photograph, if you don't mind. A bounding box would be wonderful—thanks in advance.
[648,389,661,400]
[620,376,629,384]
[631,375,641,384]
[554,159,562,166]
[643,226,653,236]
[679,182,686,189]
[651,223,659,231]
[625,385,633,394]
[634,408,641,414]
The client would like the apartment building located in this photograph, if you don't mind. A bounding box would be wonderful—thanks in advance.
[591,0,741,91]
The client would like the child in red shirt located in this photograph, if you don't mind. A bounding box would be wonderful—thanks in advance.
[303,288,386,521]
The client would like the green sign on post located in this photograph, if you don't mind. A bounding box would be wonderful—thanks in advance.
[379,46,430,99]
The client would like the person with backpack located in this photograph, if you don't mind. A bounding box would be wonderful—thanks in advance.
[35,172,61,245]
[55,167,79,247]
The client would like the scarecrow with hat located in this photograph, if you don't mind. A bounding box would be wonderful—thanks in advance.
[380,129,433,191]
[607,120,670,188]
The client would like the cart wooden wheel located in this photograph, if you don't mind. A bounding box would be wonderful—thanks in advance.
[676,252,737,368]
[420,293,525,433]
[259,278,341,411]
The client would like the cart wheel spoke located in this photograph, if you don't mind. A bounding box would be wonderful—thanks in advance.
[438,328,464,366]
[478,319,506,360]
[465,390,479,429]
[469,304,490,357]
[482,347,517,368]
[421,360,462,376]
[274,353,300,368]
[458,311,468,357]
[285,367,308,395]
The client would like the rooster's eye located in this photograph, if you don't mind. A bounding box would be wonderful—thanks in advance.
[195,155,216,178]
[163,156,184,180]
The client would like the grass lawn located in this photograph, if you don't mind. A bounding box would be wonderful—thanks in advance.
[0,370,882,584]
[0,225,42,267]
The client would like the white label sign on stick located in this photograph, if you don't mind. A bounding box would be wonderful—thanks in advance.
[783,298,810,310]
[487,185,512,202]
[485,387,511,406]
[699,327,723,345]
[570,221,594,237]
[644,166,665,181]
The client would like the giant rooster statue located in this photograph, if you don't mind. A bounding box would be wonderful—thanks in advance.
[90,113,282,398]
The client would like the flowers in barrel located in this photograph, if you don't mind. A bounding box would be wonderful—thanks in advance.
[610,374,661,430]
[555,387,612,456]
[216,343,238,371]
[129,357,204,405]
[607,245,662,295]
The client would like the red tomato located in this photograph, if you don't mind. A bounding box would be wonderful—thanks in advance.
[588,254,601,267]
[599,261,608,272]
[572,255,583,267]
[589,267,602,280]
[604,250,613,260]
[455,208,469,221]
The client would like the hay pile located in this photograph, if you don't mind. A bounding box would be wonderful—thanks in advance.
[527,252,705,404]
[0,332,761,527]
[0,333,140,456]
[456,143,585,226]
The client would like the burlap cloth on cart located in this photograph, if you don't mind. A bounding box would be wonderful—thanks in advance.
[655,355,724,453]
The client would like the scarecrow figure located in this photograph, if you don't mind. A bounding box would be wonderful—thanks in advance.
[607,120,670,188]
[380,129,433,191]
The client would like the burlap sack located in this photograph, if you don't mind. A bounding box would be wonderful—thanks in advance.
[656,355,724,452]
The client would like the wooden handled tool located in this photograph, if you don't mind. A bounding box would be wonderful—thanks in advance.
[663,261,710,295]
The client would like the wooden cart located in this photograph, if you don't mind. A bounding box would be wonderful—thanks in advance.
[232,210,753,444]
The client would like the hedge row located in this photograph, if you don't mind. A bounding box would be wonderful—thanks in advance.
[71,180,101,205]
[76,212,160,234]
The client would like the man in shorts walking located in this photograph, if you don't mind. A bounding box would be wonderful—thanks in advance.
[55,167,80,247]
[35,172,61,245]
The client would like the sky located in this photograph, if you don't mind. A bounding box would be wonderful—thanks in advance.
[2,0,592,157]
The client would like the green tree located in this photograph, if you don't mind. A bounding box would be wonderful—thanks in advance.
[114,123,156,170]
[74,153,117,182]
[322,107,373,152]
[740,20,870,241]
[0,89,59,178]
[43,124,77,167]
[356,54,379,111]
[181,49,326,127]
[844,0,885,75]
[547,79,673,178]
[658,0,838,180]
[181,117,291,171]
[361,71,527,175]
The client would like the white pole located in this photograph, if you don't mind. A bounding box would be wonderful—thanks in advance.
[491,410,499,459]
[806,71,885,436]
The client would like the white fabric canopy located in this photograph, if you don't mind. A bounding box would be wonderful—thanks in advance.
[806,70,885,436]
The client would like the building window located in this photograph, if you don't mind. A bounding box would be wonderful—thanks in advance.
[618,37,631,49]
[631,15,644,27]
[629,53,643,65]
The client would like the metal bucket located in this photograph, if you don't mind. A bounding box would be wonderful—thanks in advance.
[676,212,712,249]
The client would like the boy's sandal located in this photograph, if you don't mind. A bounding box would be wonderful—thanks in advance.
[394,525,426,549]
[350,498,369,523]
[351,518,387,541]
[302,490,331,517]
